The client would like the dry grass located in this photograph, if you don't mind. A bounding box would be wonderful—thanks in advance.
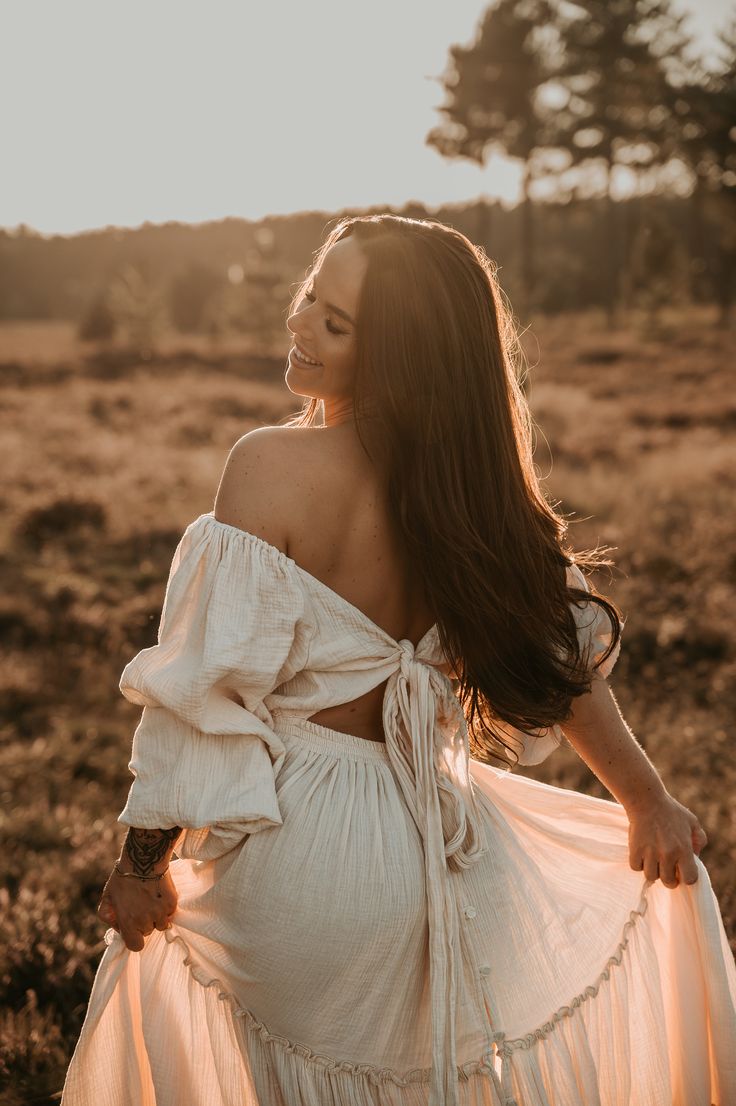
[1,304,734,1102]
[0,319,282,367]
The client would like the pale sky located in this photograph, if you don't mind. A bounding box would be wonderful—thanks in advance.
[0,0,730,236]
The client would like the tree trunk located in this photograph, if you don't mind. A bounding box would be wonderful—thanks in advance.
[716,243,733,328]
[688,175,706,304]
[474,199,494,254]
[520,160,534,317]
[604,158,619,330]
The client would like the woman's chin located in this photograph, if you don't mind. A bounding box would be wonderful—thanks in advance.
[284,372,322,402]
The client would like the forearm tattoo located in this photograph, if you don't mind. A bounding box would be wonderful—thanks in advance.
[122,826,183,876]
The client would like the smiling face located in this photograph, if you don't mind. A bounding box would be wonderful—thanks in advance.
[285,236,368,413]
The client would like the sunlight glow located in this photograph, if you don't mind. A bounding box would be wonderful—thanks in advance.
[0,0,725,236]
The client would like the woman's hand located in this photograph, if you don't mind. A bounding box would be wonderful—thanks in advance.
[97,866,179,951]
[626,792,708,889]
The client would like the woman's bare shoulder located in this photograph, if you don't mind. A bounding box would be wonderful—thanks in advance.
[214,424,377,559]
[235,424,364,476]
[213,427,310,554]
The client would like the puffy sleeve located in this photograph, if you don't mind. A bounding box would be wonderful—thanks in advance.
[562,561,623,680]
[501,561,625,767]
[116,512,312,861]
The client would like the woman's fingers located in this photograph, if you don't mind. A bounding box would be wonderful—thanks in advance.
[642,849,660,884]
[627,800,707,891]
[634,848,700,889]
[98,895,162,948]
[97,896,117,926]
[692,824,708,854]
[117,908,174,947]
[678,856,700,886]
[120,926,145,952]
[118,916,155,950]
[658,851,680,888]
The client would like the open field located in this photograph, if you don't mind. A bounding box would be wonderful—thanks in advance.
[0,305,734,1103]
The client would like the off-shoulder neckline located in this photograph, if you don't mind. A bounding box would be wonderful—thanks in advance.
[200,512,439,653]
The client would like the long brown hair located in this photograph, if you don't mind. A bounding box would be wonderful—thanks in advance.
[282,214,622,767]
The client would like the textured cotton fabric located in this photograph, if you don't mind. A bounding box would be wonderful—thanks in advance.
[61,512,736,1106]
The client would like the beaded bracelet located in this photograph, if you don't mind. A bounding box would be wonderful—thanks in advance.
[113,860,169,881]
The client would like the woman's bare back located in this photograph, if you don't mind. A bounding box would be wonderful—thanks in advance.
[282,425,437,742]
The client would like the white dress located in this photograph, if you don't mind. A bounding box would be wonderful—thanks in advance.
[61,512,736,1106]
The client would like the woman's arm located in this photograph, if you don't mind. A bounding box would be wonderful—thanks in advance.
[561,674,708,889]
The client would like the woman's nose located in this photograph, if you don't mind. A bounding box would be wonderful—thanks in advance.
[287,305,311,337]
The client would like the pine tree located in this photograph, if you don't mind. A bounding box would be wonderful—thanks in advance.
[78,289,116,342]
[169,262,224,333]
[626,207,690,329]
[107,264,168,355]
[551,0,693,326]
[660,14,736,323]
[426,0,558,315]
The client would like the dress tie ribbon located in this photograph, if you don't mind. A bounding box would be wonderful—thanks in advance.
[383,639,488,1106]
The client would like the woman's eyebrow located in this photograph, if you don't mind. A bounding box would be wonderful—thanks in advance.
[312,274,355,326]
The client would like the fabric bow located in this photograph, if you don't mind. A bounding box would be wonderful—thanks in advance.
[383,639,488,1106]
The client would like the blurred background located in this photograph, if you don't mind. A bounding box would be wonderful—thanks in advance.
[0,1,734,1101]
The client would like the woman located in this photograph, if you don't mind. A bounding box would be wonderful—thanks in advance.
[61,215,736,1106]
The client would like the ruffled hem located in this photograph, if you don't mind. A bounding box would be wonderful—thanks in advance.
[130,926,504,1099]
[61,839,736,1106]
[488,882,651,1105]
[91,878,654,1106]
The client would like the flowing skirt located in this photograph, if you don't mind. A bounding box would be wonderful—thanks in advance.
[61,710,736,1105]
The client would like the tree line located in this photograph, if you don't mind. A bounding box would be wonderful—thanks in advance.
[0,187,725,349]
[427,0,735,323]
[0,0,732,340]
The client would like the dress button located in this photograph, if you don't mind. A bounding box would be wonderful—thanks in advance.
[479,964,491,976]
[463,906,477,919]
